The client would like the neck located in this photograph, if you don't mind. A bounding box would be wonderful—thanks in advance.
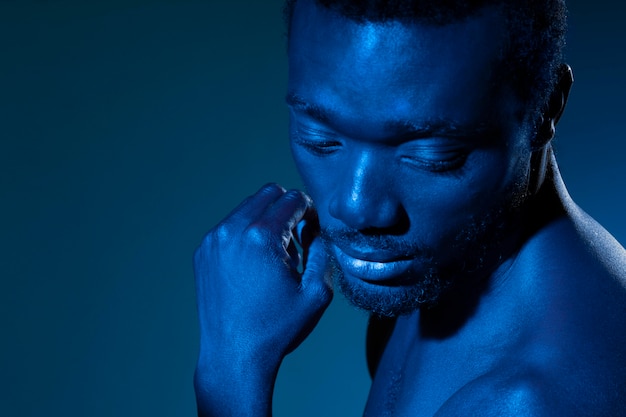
[417,146,568,339]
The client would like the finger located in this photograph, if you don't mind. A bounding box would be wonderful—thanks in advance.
[286,237,301,271]
[301,236,333,304]
[297,212,321,265]
[226,183,285,223]
[259,189,312,241]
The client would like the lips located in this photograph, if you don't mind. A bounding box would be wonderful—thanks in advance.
[331,244,415,283]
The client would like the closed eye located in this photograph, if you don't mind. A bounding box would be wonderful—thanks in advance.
[399,140,469,172]
[293,125,341,156]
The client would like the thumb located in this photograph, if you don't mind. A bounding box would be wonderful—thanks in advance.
[301,236,333,305]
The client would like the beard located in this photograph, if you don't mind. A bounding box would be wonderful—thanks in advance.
[320,182,529,317]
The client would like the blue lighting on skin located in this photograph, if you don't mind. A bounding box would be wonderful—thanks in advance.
[287,2,528,302]
[193,1,626,416]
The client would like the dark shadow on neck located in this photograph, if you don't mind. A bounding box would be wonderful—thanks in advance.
[418,161,567,339]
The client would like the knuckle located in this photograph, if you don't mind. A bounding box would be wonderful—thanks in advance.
[213,221,234,242]
[244,223,273,246]
[195,221,236,259]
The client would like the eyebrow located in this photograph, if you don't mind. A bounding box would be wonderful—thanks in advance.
[285,92,332,124]
[285,92,492,140]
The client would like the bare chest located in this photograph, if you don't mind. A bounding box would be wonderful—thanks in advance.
[363,313,522,417]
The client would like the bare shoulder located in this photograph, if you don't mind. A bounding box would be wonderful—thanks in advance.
[445,207,626,417]
[516,202,626,313]
[432,207,626,417]
[522,206,626,363]
[433,369,592,417]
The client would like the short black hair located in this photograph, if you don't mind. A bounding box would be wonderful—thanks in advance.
[284,0,567,124]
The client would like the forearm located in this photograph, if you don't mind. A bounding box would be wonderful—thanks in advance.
[194,351,280,417]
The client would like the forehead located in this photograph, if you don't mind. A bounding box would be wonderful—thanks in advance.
[287,0,517,136]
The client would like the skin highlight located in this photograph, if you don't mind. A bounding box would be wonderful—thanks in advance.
[287,3,532,316]
[192,1,626,415]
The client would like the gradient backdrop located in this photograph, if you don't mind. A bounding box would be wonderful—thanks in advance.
[1,1,624,416]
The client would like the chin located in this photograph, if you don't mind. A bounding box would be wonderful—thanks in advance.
[323,179,530,317]
[332,261,450,317]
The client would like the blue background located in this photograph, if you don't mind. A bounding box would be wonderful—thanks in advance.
[1,1,624,416]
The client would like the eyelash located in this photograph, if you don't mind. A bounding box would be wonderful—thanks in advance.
[295,139,341,156]
[293,127,341,156]
[400,152,468,173]
[293,126,469,174]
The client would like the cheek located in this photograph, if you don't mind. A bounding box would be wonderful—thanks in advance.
[400,179,485,244]
[401,150,529,241]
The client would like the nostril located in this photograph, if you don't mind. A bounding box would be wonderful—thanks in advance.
[329,187,410,233]
[359,209,410,236]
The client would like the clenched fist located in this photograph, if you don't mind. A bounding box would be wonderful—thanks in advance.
[193,183,333,416]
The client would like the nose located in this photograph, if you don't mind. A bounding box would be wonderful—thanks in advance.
[328,150,408,233]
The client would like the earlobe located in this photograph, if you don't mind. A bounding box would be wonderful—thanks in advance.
[532,64,574,149]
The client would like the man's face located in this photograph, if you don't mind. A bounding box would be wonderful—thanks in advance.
[287,1,535,316]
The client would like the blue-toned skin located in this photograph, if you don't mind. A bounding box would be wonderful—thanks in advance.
[193,1,626,415]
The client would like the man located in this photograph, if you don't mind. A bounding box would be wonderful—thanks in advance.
[193,0,626,415]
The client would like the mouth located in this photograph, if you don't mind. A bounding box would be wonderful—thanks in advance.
[331,244,415,284]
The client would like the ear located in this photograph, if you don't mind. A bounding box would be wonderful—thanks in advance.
[533,64,573,149]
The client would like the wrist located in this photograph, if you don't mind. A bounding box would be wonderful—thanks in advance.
[194,348,281,417]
